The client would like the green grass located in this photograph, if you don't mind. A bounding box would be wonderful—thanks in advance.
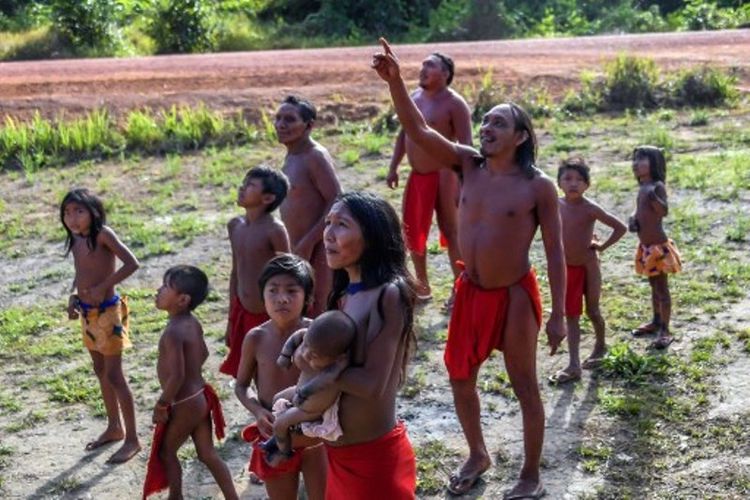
[415,440,456,495]
[43,365,103,415]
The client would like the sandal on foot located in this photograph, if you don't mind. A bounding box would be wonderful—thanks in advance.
[447,466,488,496]
[631,323,659,337]
[548,369,581,385]
[503,484,547,499]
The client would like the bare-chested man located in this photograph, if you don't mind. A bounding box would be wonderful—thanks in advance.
[386,52,472,304]
[374,39,566,499]
[276,95,342,317]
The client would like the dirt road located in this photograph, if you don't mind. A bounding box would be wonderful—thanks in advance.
[0,29,748,121]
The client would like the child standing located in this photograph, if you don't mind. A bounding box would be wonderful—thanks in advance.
[263,310,358,467]
[220,166,291,378]
[143,266,238,500]
[629,146,682,349]
[234,254,326,500]
[61,188,141,464]
[549,158,626,384]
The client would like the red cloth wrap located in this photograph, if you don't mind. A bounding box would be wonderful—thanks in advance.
[445,267,543,380]
[220,297,269,377]
[565,264,586,317]
[241,423,305,481]
[142,384,226,499]
[325,422,415,500]
[402,171,446,255]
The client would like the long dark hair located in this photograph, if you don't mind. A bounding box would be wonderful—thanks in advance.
[60,188,106,256]
[508,102,538,179]
[633,145,666,183]
[326,191,416,384]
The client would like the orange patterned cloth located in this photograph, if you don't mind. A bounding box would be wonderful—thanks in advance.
[635,240,682,276]
[79,295,131,355]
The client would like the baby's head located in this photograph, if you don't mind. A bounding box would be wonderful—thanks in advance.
[303,310,357,371]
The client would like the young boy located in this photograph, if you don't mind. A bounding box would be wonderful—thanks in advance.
[374,39,566,499]
[548,157,626,384]
[629,146,681,349]
[220,165,291,378]
[235,254,326,500]
[276,95,342,317]
[143,266,238,500]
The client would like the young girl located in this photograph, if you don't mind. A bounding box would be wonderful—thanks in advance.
[629,146,682,349]
[61,188,141,463]
[234,253,327,500]
[262,310,358,467]
[297,191,418,499]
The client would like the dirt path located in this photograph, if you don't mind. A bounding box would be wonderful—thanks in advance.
[1,30,748,121]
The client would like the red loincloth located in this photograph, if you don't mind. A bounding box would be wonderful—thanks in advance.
[219,297,269,377]
[444,268,543,380]
[241,423,305,481]
[325,422,416,500]
[402,171,446,256]
[565,264,586,317]
[142,384,226,499]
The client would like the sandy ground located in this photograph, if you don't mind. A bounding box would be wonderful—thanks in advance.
[0,30,749,122]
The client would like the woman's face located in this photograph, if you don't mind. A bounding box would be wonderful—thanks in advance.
[324,202,365,272]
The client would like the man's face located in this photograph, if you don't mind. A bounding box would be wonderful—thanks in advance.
[478,105,525,157]
[274,103,309,145]
[419,55,447,89]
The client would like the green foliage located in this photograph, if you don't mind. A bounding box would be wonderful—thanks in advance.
[149,0,217,54]
[50,0,123,53]
[601,342,671,385]
[668,66,739,107]
[602,55,659,111]
[0,105,261,170]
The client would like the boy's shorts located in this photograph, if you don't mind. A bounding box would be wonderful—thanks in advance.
[79,295,131,356]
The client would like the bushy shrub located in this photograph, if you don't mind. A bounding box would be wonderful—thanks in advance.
[50,0,123,53]
[149,0,217,54]
[602,55,659,111]
[669,66,739,107]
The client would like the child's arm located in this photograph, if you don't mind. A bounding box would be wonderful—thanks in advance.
[386,130,406,189]
[86,227,139,304]
[234,329,274,438]
[591,204,627,252]
[153,328,184,423]
[277,328,306,368]
[270,222,291,254]
[225,219,240,345]
[649,182,668,217]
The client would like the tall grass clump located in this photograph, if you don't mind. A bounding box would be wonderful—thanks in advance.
[0,105,261,170]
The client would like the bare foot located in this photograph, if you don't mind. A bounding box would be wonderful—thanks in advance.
[106,441,142,464]
[503,479,546,499]
[447,454,491,496]
[650,333,674,349]
[415,282,432,303]
[85,429,125,451]
[582,347,607,369]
